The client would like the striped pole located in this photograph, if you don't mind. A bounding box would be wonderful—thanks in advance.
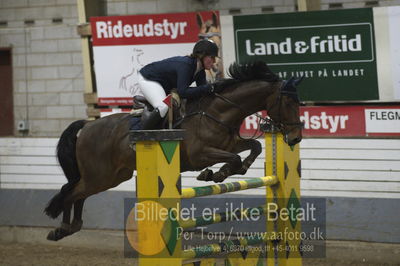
[182,176,277,199]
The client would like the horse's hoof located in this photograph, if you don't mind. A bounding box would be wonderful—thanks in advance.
[70,219,83,233]
[212,174,226,183]
[197,169,213,182]
[237,163,249,175]
[47,229,61,241]
[47,230,57,241]
[46,228,69,241]
[236,168,247,175]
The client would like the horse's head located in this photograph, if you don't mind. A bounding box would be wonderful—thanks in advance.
[196,11,223,81]
[197,11,221,46]
[215,61,303,145]
[266,77,304,146]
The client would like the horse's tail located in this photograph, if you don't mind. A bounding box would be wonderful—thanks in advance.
[44,120,86,219]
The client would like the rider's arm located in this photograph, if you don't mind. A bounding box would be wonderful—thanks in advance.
[176,69,211,99]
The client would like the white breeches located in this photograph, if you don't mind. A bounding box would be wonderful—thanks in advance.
[138,73,169,117]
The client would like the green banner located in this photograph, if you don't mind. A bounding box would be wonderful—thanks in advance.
[233,8,379,101]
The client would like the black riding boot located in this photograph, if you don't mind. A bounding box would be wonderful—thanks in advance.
[141,107,163,130]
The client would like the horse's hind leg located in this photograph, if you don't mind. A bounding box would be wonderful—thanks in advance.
[47,205,72,241]
[70,199,85,233]
[47,183,87,241]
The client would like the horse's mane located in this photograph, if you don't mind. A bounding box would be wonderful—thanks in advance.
[215,61,280,90]
[184,61,280,114]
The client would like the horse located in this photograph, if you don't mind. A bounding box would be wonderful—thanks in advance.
[196,11,223,81]
[44,61,304,241]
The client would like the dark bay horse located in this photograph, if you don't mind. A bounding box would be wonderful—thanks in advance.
[45,61,303,241]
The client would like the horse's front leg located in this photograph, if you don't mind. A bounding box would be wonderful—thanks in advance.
[213,139,261,178]
[195,147,242,183]
[232,139,262,175]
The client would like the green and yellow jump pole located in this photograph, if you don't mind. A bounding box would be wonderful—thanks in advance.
[130,128,301,266]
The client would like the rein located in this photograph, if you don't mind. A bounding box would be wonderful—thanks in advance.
[175,82,280,138]
[174,95,240,134]
[175,81,303,138]
[178,110,236,133]
[212,92,270,139]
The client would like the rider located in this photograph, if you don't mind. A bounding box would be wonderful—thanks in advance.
[137,39,219,129]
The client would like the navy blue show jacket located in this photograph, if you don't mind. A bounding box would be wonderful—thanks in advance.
[139,56,211,99]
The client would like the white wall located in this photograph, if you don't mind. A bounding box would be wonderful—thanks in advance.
[1,137,399,199]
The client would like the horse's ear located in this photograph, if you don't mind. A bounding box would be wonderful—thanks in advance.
[212,11,219,27]
[287,77,295,84]
[282,77,297,93]
[286,77,295,90]
[294,75,305,86]
[196,13,204,28]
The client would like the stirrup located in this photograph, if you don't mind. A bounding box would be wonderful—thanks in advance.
[132,95,148,109]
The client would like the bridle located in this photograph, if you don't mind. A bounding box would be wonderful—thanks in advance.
[266,81,304,135]
[198,31,221,40]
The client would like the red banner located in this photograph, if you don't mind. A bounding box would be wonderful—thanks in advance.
[240,106,400,137]
[90,11,222,106]
[91,11,218,46]
[100,105,400,137]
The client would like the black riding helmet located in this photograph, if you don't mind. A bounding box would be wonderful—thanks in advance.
[192,40,219,58]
